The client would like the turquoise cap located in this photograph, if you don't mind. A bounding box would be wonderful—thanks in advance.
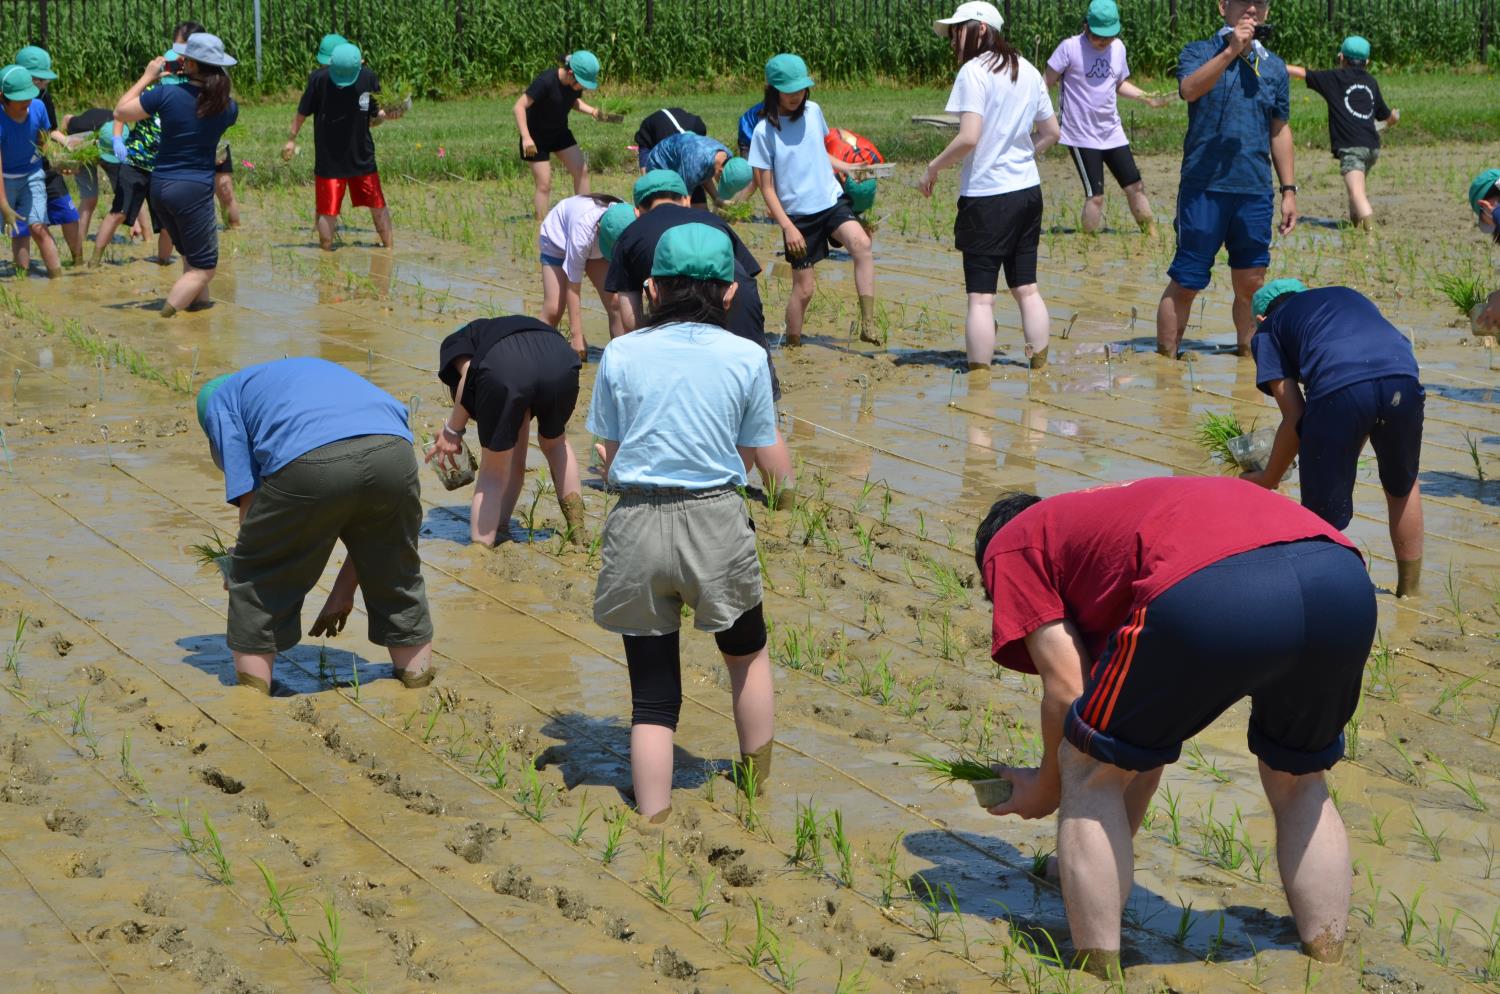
[633,168,689,206]
[329,43,361,87]
[1468,168,1500,217]
[0,64,40,101]
[1340,36,1371,61]
[567,50,600,90]
[766,53,814,93]
[14,45,57,80]
[651,223,735,283]
[598,203,636,262]
[1253,278,1308,317]
[196,374,232,431]
[718,157,752,200]
[317,33,348,65]
[1087,0,1122,38]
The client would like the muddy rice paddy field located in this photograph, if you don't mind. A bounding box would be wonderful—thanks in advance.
[0,141,1497,994]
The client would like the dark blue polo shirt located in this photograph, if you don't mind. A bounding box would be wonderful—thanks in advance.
[1177,34,1290,194]
[1251,287,1418,402]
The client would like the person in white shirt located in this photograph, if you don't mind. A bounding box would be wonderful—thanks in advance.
[537,193,626,360]
[920,1,1060,371]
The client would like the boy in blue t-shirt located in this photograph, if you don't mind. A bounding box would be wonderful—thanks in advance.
[1244,280,1425,596]
[0,64,62,277]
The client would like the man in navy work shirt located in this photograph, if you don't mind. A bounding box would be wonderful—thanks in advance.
[196,358,436,694]
[1156,0,1298,360]
[1242,280,1425,597]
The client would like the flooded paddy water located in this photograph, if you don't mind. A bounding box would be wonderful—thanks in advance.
[0,143,1497,994]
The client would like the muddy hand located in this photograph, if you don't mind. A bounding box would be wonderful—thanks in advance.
[783,226,807,261]
[308,600,351,638]
[522,139,538,158]
[985,766,1059,820]
[281,141,298,162]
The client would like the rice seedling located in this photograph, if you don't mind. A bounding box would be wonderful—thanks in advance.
[566,791,595,844]
[910,753,997,785]
[476,740,509,791]
[1366,632,1402,701]
[647,836,678,906]
[790,798,824,872]
[909,874,951,941]
[922,556,968,601]
[689,866,715,921]
[1479,830,1497,879]
[252,859,305,942]
[1368,808,1392,847]
[600,806,628,864]
[833,962,869,994]
[1389,736,1424,786]
[68,693,100,758]
[1028,844,1055,878]
[853,522,876,568]
[200,814,233,884]
[742,896,774,967]
[1428,756,1487,811]
[716,201,755,224]
[768,929,805,989]
[827,809,855,888]
[1183,739,1231,783]
[1422,906,1459,966]
[1193,411,1247,467]
[1464,907,1500,982]
[1204,911,1227,963]
[1466,432,1487,483]
[1394,886,1426,945]
[312,898,345,983]
[1410,808,1447,861]
[118,731,146,794]
[1445,561,1468,636]
[1173,895,1194,944]
[733,755,765,835]
[514,756,554,822]
[1434,271,1491,315]
[187,532,232,579]
[1430,675,1479,717]
[1160,784,1184,845]
[4,611,27,682]
[873,831,904,908]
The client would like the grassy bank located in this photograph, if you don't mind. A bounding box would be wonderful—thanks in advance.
[208,73,1500,190]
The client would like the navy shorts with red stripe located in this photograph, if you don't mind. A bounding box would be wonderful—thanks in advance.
[1064,538,1375,775]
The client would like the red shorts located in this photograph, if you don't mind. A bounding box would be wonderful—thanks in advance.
[315,173,385,216]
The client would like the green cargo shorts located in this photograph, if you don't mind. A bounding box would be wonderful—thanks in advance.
[227,435,433,654]
[1337,146,1379,176]
[593,487,761,637]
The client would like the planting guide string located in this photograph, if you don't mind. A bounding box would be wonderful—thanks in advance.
[0,843,130,994]
[71,457,1499,975]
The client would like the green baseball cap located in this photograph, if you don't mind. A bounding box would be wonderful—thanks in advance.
[1340,35,1371,61]
[845,177,878,215]
[196,374,233,431]
[1468,168,1500,218]
[651,223,735,283]
[567,50,600,90]
[316,33,348,65]
[0,64,40,101]
[1086,0,1122,38]
[329,43,361,87]
[1253,278,1307,317]
[97,121,130,163]
[718,157,752,200]
[597,203,636,262]
[766,53,814,93]
[633,168,689,207]
[14,45,57,80]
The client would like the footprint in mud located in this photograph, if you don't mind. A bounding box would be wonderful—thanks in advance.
[382,928,444,983]
[88,920,160,944]
[44,807,88,836]
[64,851,105,878]
[707,844,761,887]
[652,945,697,980]
[1,781,44,805]
[196,766,244,794]
[240,799,272,827]
[137,886,173,917]
[287,698,319,725]
[491,864,537,902]
[50,633,73,657]
[444,821,504,864]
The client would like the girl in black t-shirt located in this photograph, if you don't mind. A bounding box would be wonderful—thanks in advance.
[512,51,619,221]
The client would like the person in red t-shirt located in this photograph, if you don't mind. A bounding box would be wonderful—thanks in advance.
[974,477,1374,978]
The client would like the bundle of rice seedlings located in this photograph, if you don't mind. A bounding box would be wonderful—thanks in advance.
[1194,411,1247,467]
[1434,272,1491,316]
[911,753,997,784]
[48,135,102,171]
[715,202,755,224]
[187,532,232,579]
[598,95,632,118]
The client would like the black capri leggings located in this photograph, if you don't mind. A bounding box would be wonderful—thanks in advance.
[623,604,767,730]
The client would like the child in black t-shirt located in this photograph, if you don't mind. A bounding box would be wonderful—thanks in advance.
[632,107,707,170]
[512,51,618,221]
[1286,36,1398,230]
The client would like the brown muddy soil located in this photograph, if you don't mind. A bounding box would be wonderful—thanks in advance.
[0,146,1496,993]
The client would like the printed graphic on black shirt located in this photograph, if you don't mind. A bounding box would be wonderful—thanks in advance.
[1305,67,1390,153]
[297,66,381,178]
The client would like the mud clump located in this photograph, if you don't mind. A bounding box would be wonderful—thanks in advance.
[241,799,272,827]
[65,852,105,878]
[722,861,762,887]
[288,698,319,725]
[493,864,537,902]
[552,886,596,922]
[652,945,698,979]
[89,920,159,944]
[869,941,896,962]
[44,808,88,836]
[50,633,73,656]
[605,916,635,942]
[1361,965,1424,994]
[196,766,245,794]
[137,886,173,917]
[445,821,503,863]
[707,845,744,867]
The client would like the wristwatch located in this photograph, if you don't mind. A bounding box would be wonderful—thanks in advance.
[1279,184,1298,194]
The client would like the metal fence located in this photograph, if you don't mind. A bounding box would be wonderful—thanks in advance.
[1,0,1495,96]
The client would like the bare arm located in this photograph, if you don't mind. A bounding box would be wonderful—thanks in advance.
[918,110,983,197]
[1117,79,1168,108]
[597,439,620,481]
[617,290,643,332]
[1244,378,1305,489]
[1285,63,1308,80]
[513,93,535,148]
[1179,21,1252,102]
[282,112,308,160]
[575,97,600,119]
[1044,67,1062,88]
[1270,117,1298,235]
[989,619,1090,819]
[115,57,167,123]
[235,489,256,525]
[1032,114,1061,157]
[755,166,806,259]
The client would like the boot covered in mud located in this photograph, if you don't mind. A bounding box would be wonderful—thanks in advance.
[236,671,271,696]
[731,742,773,800]
[855,294,881,346]
[1028,346,1048,371]
[557,492,586,547]
[1396,558,1422,598]
[395,665,437,689]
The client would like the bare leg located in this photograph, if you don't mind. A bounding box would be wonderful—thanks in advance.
[60,220,82,264]
[30,226,61,277]
[1259,761,1350,963]
[155,228,173,263]
[1229,266,1266,355]
[91,212,124,264]
[370,206,394,249]
[965,292,996,367]
[470,429,530,546]
[1343,170,1373,228]
[631,723,675,818]
[214,173,241,228]
[537,430,582,502]
[724,642,775,756]
[230,650,275,693]
[539,262,567,328]
[12,234,31,273]
[78,197,98,244]
[1057,741,1133,978]
[389,642,432,681]
[1011,283,1050,365]
[556,145,589,197]
[585,257,621,340]
[315,213,338,251]
[832,219,877,344]
[1156,279,1198,357]
[529,159,553,221]
[1123,181,1155,234]
[1082,194,1106,234]
[784,267,815,345]
[163,263,214,313]
[1124,766,1164,837]
[1388,480,1423,596]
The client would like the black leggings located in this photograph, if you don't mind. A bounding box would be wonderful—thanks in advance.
[623,604,767,730]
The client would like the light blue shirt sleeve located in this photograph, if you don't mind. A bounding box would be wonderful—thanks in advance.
[586,349,621,442]
[204,390,259,504]
[737,362,777,449]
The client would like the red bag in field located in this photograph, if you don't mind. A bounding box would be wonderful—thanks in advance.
[824,127,884,166]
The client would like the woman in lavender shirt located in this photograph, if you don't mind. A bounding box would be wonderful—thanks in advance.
[1044,0,1169,234]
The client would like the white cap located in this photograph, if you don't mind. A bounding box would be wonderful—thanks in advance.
[934,1,1004,37]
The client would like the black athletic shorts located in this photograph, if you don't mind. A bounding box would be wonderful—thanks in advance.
[1064,539,1375,775]
[109,163,162,232]
[955,185,1042,293]
[470,329,581,451]
[726,278,781,402]
[785,194,859,270]
[150,177,219,270]
[521,130,578,163]
[1299,375,1424,529]
[1065,144,1141,198]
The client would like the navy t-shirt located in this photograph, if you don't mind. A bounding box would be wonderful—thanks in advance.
[140,83,239,185]
[1177,35,1289,194]
[1251,287,1418,402]
[604,203,761,296]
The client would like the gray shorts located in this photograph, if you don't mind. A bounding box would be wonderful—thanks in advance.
[228,435,433,654]
[593,487,761,637]
[1337,146,1378,175]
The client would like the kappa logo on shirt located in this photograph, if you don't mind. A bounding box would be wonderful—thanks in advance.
[1085,57,1115,80]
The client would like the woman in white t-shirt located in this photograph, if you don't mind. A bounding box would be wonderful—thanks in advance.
[1044,0,1168,234]
[921,1,1060,371]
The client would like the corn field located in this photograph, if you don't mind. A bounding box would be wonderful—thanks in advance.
[1,0,1495,97]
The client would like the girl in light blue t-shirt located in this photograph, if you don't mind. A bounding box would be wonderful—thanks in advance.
[747,53,878,347]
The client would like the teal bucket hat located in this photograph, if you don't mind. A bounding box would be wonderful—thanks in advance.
[1253,278,1307,317]
[651,223,735,283]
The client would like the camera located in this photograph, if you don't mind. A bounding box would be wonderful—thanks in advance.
[1253,23,1276,43]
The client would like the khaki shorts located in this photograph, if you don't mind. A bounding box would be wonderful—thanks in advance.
[227,435,433,654]
[593,488,761,637]
[1337,146,1379,175]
